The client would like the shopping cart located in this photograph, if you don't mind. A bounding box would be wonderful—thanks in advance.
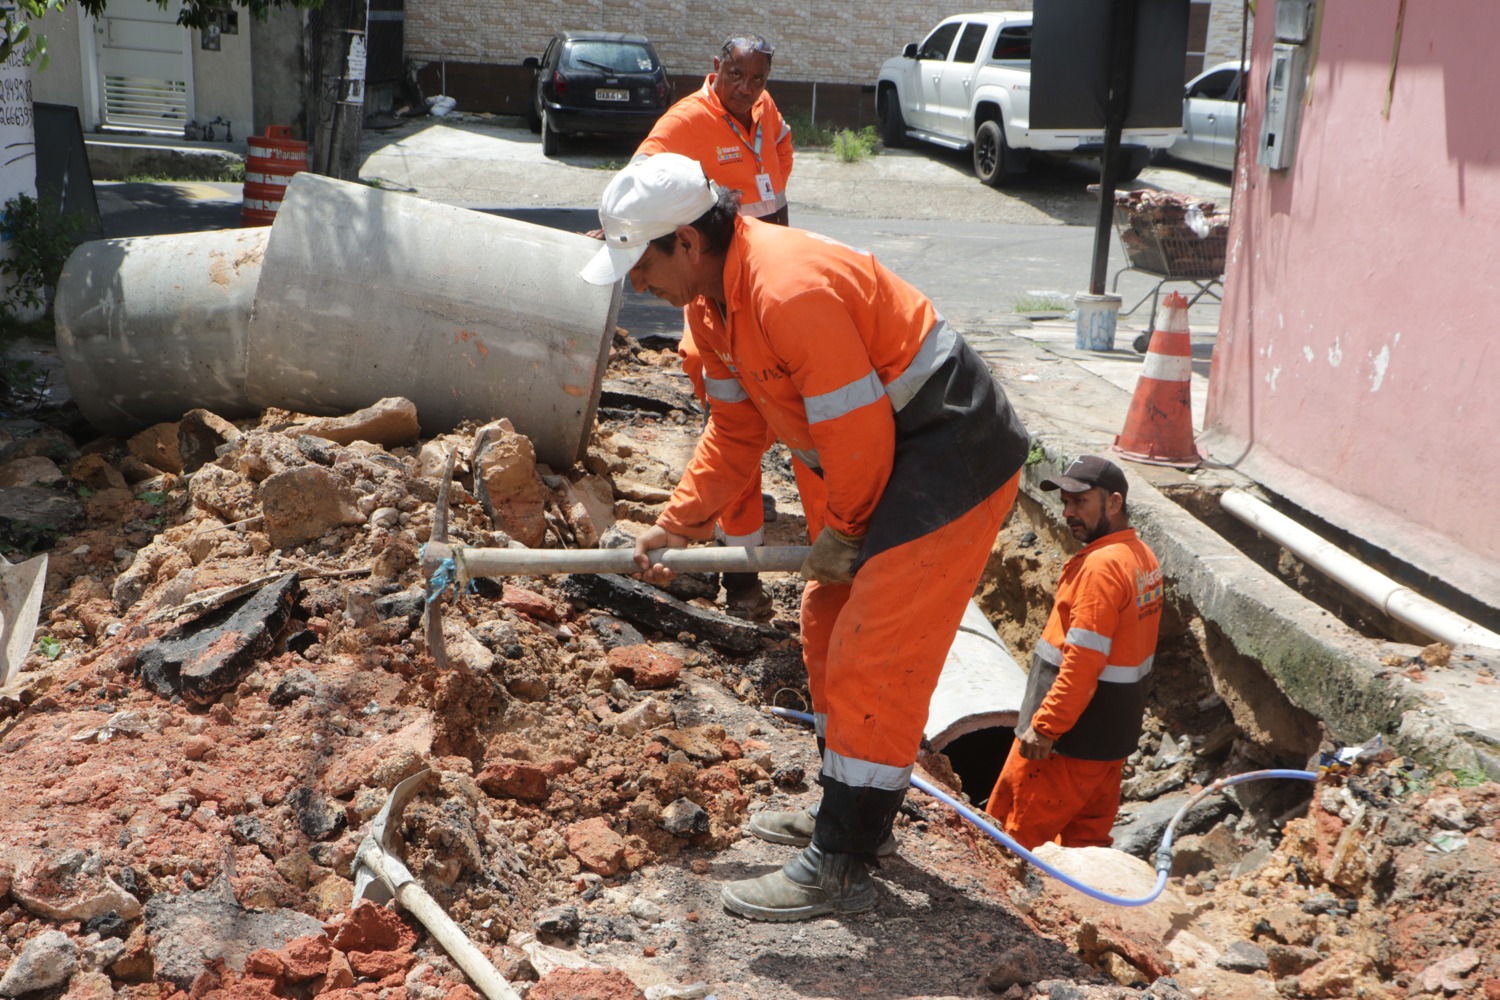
[1110,199,1228,353]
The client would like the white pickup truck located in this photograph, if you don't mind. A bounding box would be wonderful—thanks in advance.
[875,11,1174,186]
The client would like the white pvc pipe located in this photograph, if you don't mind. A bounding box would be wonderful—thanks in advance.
[1220,489,1500,651]
[422,542,810,577]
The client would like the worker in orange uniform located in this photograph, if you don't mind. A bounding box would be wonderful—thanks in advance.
[579,154,1032,921]
[634,33,795,619]
[985,455,1163,849]
[635,33,793,225]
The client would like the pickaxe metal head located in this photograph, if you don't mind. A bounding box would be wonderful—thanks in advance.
[352,768,435,905]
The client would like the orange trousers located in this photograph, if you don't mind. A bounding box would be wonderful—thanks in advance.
[681,324,768,544]
[800,472,1019,770]
[985,742,1125,849]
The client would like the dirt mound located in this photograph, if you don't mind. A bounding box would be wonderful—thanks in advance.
[2,334,1498,999]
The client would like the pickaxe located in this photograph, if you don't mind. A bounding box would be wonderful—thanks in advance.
[352,769,523,1000]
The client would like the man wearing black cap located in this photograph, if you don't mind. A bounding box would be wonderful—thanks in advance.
[985,454,1163,849]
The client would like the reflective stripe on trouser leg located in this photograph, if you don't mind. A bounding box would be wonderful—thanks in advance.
[814,471,1020,855]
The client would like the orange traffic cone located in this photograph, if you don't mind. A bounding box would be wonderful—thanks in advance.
[1113,292,1200,468]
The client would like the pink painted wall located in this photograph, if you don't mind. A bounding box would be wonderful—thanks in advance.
[1203,0,1500,599]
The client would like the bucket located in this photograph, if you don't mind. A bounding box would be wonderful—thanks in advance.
[242,125,307,227]
[1074,292,1122,351]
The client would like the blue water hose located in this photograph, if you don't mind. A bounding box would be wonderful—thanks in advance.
[767,706,1319,907]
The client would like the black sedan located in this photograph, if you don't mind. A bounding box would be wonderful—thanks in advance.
[524,32,671,157]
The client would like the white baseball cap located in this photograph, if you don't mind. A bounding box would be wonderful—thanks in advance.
[579,153,719,285]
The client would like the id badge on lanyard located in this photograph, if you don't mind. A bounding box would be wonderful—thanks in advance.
[731,115,773,203]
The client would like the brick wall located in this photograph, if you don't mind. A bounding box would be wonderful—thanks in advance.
[407,1,1033,87]
[1205,1,1250,68]
[408,0,1244,125]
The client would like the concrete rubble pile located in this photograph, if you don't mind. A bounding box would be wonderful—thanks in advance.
[3,336,1500,998]
[0,376,812,998]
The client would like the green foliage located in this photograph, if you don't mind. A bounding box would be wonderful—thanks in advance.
[36,635,62,660]
[137,490,169,507]
[1025,439,1048,466]
[0,353,51,411]
[781,109,838,149]
[830,127,880,163]
[0,520,60,557]
[0,192,84,322]
[126,159,244,183]
[1014,292,1072,314]
[3,0,326,67]
[1449,767,1493,789]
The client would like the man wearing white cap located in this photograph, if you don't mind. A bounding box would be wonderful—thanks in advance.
[581,153,1032,922]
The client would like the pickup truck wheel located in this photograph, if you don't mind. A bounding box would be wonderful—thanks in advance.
[973,120,1012,187]
[1118,146,1151,181]
[541,110,561,157]
[879,91,907,149]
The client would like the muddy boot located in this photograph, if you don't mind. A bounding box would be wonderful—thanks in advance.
[720,843,876,921]
[723,571,774,621]
[747,801,896,856]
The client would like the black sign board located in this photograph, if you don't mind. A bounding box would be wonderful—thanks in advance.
[1030,0,1190,132]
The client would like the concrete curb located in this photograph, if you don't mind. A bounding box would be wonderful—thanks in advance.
[1017,432,1500,779]
[86,141,244,182]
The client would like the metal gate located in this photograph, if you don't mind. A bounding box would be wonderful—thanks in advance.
[94,0,193,133]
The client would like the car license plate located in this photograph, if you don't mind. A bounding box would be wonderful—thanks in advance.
[596,88,629,102]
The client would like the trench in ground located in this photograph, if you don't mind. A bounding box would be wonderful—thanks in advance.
[934,476,1492,849]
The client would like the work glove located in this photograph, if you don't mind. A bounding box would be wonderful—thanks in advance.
[800,527,863,585]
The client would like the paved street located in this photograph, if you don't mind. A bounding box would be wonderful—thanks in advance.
[89,116,1232,434]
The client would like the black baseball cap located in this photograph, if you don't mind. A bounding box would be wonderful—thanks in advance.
[1040,455,1129,497]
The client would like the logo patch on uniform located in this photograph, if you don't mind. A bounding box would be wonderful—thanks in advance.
[716,145,744,164]
[1136,566,1164,608]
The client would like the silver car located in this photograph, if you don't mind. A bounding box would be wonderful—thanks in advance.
[1165,62,1244,171]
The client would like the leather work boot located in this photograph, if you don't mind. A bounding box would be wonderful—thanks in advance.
[748,804,897,857]
[720,843,876,921]
[723,572,774,621]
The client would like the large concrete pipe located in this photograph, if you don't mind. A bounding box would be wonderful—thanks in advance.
[245,173,622,468]
[925,600,1027,752]
[55,227,269,431]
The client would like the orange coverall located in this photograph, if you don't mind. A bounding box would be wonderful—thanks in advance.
[636,75,794,221]
[986,528,1164,849]
[656,218,1032,857]
[640,76,795,545]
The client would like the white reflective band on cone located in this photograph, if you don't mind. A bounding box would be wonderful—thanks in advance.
[1142,352,1192,381]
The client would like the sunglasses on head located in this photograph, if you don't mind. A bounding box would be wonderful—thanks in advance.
[722,35,774,57]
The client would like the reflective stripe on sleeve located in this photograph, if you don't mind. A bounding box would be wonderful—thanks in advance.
[1065,627,1113,655]
[814,713,828,739]
[1034,637,1064,666]
[823,748,913,792]
[804,370,884,425]
[884,317,958,412]
[1099,655,1155,684]
[705,376,748,404]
